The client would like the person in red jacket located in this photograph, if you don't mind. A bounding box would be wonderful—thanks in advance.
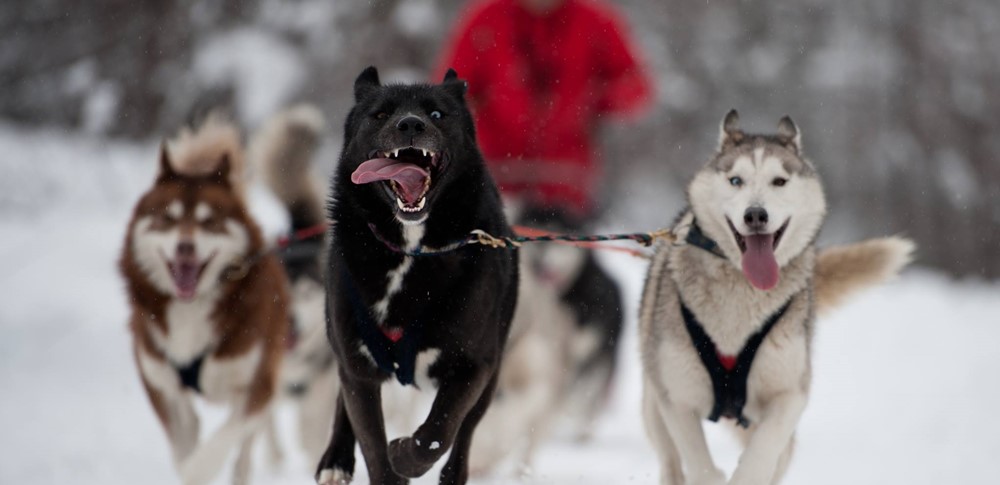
[436,0,653,222]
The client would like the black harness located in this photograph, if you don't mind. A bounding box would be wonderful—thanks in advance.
[172,355,207,394]
[680,300,791,428]
[678,217,792,427]
[341,267,424,387]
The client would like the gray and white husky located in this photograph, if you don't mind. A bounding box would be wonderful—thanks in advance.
[639,110,913,485]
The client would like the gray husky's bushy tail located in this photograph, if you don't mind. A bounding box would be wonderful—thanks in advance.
[814,236,915,316]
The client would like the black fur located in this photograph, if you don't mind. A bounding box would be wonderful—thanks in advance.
[317,67,518,485]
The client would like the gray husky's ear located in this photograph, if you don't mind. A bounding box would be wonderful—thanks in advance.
[354,66,381,103]
[777,115,801,152]
[719,109,744,150]
[441,68,468,101]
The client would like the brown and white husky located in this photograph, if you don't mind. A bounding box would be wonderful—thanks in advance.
[120,115,289,485]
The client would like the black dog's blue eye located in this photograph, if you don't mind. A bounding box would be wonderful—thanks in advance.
[729,176,743,187]
[430,110,442,119]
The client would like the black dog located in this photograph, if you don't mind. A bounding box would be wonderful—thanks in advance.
[316,67,519,485]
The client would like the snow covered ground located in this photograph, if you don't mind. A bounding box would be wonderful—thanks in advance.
[1,124,997,484]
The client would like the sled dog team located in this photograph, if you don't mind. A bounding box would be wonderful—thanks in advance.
[120,68,913,485]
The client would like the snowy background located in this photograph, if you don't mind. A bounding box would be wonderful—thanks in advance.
[2,1,999,484]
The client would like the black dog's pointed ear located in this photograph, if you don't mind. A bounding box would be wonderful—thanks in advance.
[354,66,381,103]
[718,109,743,150]
[441,68,468,101]
[777,115,802,153]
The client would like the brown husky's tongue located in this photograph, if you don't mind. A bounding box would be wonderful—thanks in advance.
[171,262,200,299]
[741,234,779,290]
[351,158,429,205]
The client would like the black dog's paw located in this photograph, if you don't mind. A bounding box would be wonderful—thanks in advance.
[388,436,444,478]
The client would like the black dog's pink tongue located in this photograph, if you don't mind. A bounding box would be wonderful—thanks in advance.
[741,234,779,290]
[171,262,200,299]
[351,158,428,205]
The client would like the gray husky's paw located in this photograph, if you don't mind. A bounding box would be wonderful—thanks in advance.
[388,436,445,478]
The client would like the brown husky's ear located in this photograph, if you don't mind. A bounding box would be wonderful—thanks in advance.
[156,141,178,182]
[777,115,802,153]
[719,109,744,150]
[441,68,468,101]
[209,153,232,186]
[354,66,381,103]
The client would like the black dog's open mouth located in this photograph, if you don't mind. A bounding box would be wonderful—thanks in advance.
[726,217,789,254]
[351,147,442,220]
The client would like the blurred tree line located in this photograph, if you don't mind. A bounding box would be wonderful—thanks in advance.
[2,0,997,278]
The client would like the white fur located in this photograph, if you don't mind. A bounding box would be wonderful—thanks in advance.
[193,219,250,295]
[153,298,218,366]
[642,129,826,485]
[198,345,263,404]
[136,346,200,464]
[372,224,424,322]
[167,200,184,219]
[358,343,377,367]
[132,216,182,296]
[180,409,266,485]
[317,467,351,485]
[131,216,250,299]
[687,151,826,268]
[413,348,441,390]
[194,202,212,222]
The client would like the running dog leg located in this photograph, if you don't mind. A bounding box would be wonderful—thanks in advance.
[340,378,407,485]
[316,390,358,485]
[179,405,267,485]
[387,360,493,479]
[136,347,200,466]
[179,356,277,485]
[302,365,339,465]
[232,435,255,485]
[642,384,683,485]
[730,424,796,485]
[728,392,806,485]
[657,400,725,485]
[439,371,500,485]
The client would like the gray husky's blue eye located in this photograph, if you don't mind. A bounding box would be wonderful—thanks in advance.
[430,110,442,119]
[729,176,743,187]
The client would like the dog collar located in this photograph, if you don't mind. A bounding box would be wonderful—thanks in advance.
[685,221,726,259]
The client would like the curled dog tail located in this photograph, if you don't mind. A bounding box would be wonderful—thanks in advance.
[814,236,915,316]
[250,104,326,231]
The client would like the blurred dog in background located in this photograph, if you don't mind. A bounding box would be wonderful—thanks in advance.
[121,115,289,485]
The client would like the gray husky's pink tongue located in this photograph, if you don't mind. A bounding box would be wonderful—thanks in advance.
[351,158,428,205]
[741,234,779,290]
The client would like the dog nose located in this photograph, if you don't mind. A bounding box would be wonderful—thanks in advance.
[177,241,195,257]
[744,207,769,230]
[396,116,425,135]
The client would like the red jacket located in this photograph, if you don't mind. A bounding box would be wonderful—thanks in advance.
[436,0,653,216]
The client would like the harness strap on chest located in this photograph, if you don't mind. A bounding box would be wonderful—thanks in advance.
[173,354,207,394]
[341,267,421,386]
[680,299,791,428]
